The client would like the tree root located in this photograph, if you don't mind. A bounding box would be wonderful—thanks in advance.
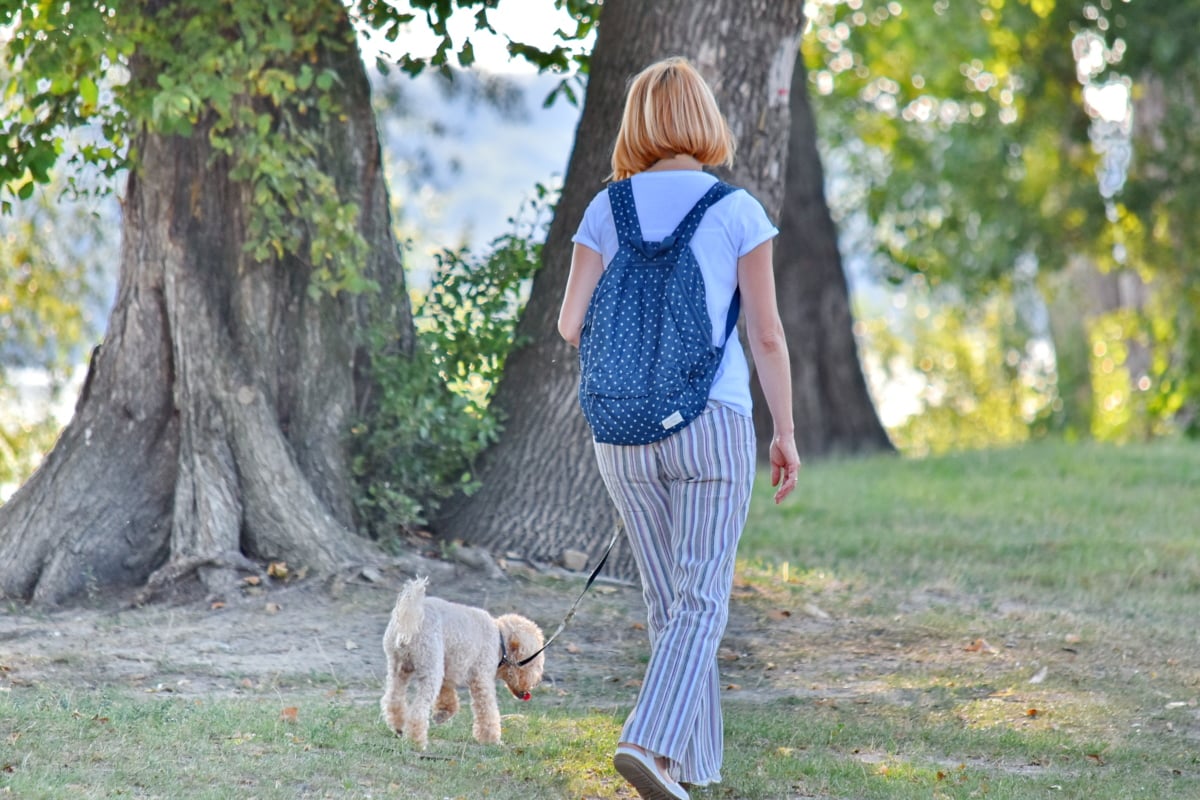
[133,551,264,606]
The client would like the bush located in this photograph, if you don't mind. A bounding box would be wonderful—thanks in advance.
[349,189,550,545]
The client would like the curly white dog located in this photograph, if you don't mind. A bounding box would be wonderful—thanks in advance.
[380,576,545,749]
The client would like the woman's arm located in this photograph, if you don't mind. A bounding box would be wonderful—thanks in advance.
[558,243,605,348]
[737,239,801,503]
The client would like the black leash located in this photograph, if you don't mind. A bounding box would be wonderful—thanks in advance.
[500,519,624,668]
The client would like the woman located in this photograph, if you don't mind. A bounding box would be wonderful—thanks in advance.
[558,56,801,800]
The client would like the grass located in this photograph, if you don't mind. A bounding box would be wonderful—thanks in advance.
[3,439,1200,798]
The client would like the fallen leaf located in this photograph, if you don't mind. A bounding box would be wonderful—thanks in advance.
[936,771,947,781]
[767,609,792,621]
[264,603,281,615]
[1028,666,1049,684]
[210,601,226,610]
[1086,753,1105,765]
[1026,708,1039,717]
[344,640,359,651]
[622,679,642,689]
[724,683,741,691]
[565,643,581,654]
[964,638,998,654]
[630,622,646,631]
[267,561,289,579]
[280,707,299,723]
[242,575,261,586]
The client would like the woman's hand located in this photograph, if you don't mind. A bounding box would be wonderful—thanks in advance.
[769,434,800,504]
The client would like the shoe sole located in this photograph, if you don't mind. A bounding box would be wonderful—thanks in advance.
[613,751,688,800]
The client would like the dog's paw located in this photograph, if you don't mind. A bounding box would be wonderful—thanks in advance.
[472,724,501,745]
[432,709,456,724]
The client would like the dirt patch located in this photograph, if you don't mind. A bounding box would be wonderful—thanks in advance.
[0,558,638,703]
[0,551,1127,715]
[0,548,873,726]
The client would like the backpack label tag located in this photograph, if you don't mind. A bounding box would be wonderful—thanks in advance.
[661,411,684,430]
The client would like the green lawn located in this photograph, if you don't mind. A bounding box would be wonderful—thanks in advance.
[3,440,1198,799]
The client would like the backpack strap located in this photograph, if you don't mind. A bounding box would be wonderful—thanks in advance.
[678,181,739,346]
[607,178,737,248]
[722,289,741,345]
[668,180,736,248]
[607,179,642,246]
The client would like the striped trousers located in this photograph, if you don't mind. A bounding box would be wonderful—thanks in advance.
[593,402,756,786]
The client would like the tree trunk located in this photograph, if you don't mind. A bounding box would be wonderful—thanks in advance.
[0,5,409,604]
[751,53,894,459]
[435,0,805,575]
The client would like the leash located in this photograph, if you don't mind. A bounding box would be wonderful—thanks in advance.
[500,519,625,669]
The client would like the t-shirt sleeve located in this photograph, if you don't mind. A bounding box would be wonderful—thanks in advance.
[571,190,611,254]
[732,190,779,257]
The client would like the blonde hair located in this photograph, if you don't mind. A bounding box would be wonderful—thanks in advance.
[610,57,735,181]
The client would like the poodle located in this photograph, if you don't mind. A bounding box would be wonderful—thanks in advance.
[380,576,545,749]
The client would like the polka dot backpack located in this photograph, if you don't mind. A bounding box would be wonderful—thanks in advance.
[578,178,739,445]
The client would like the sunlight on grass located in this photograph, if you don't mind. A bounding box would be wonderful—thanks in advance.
[734,556,848,595]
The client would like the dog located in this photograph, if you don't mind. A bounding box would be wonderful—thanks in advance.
[380,576,545,749]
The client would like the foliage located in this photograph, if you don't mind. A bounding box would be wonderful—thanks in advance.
[0,179,113,492]
[0,0,596,293]
[804,0,1096,290]
[416,184,553,412]
[1,0,377,294]
[349,189,549,541]
[353,0,600,105]
[858,279,1057,457]
[806,0,1200,441]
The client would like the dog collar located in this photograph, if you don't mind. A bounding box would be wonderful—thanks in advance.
[498,630,510,668]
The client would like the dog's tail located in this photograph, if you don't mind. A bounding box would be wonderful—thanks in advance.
[389,576,428,644]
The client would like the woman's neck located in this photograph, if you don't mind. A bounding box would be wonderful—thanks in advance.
[645,154,703,172]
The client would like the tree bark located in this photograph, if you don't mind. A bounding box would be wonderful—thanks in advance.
[0,4,408,604]
[751,53,894,459]
[435,0,805,575]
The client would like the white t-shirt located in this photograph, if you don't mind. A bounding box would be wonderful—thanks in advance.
[571,170,778,417]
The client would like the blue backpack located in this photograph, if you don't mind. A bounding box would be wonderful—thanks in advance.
[578,178,739,445]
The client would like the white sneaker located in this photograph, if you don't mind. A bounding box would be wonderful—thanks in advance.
[613,744,690,800]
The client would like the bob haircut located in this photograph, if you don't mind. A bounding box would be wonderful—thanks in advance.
[610,57,735,181]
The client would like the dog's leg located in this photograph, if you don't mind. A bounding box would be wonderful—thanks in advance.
[467,670,502,745]
[432,679,459,724]
[380,652,409,735]
[403,641,443,750]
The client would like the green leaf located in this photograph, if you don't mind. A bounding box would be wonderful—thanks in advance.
[458,39,475,68]
[79,75,99,107]
[296,65,314,91]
